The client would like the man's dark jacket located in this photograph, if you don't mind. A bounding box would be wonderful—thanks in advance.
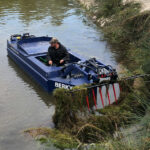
[47,43,69,66]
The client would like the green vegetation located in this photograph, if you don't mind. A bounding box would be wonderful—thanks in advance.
[95,0,123,17]
[89,109,150,150]
[53,86,87,131]
[24,128,78,149]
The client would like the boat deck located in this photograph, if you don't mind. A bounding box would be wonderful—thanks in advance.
[17,37,51,55]
[20,41,49,55]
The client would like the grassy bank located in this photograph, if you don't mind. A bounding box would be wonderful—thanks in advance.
[88,108,150,150]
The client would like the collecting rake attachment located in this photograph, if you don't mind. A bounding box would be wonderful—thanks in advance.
[69,74,150,112]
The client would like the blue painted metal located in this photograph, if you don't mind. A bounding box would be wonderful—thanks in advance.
[7,34,117,92]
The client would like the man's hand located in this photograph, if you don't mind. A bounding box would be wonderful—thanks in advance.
[49,60,53,65]
[60,59,64,64]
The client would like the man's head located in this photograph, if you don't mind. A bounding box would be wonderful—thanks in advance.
[50,38,59,49]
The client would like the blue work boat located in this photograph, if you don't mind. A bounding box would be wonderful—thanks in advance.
[7,33,117,92]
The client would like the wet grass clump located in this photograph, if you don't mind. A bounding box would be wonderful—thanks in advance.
[24,128,78,149]
[53,86,88,132]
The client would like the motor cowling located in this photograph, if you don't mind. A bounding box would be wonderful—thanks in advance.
[10,34,22,41]
[10,33,35,41]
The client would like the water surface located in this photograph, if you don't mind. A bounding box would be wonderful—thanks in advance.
[0,0,117,149]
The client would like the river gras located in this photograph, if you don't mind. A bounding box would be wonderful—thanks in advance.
[0,0,117,149]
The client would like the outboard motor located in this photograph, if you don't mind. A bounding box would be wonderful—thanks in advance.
[10,33,35,42]
[10,34,22,41]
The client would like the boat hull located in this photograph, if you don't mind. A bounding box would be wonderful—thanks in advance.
[7,47,59,92]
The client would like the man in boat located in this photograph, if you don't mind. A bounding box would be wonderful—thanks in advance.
[47,38,70,66]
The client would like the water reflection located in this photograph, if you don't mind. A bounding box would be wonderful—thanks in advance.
[0,0,74,26]
[7,57,53,107]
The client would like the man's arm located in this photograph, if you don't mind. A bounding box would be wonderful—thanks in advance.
[62,48,69,62]
[47,47,52,61]
[47,47,53,65]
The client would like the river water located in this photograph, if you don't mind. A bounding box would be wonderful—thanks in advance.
[0,0,117,149]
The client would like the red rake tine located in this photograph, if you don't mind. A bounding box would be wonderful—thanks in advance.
[99,87,104,108]
[106,87,111,105]
[86,95,90,112]
[92,88,97,110]
[112,84,117,103]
